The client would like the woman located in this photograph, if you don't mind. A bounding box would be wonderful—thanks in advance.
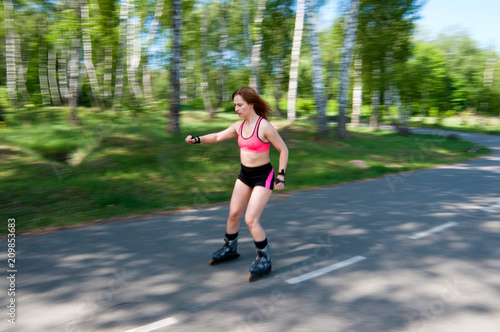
[185,87,288,281]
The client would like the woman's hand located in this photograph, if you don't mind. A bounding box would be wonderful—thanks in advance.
[275,176,285,190]
[185,135,200,144]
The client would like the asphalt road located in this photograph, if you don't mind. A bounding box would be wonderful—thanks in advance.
[2,127,500,332]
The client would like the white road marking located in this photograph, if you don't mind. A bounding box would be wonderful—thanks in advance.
[285,256,367,285]
[408,222,459,240]
[126,317,179,332]
[482,202,500,212]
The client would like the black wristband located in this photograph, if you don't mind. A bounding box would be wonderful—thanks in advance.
[275,178,285,185]
[278,169,285,176]
[192,135,201,144]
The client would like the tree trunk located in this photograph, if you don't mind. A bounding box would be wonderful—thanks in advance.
[200,1,215,117]
[385,53,410,135]
[58,46,69,105]
[287,0,305,122]
[351,58,362,127]
[79,0,102,108]
[68,36,81,126]
[370,66,380,131]
[216,3,229,108]
[370,89,380,131]
[168,0,182,134]
[4,0,17,106]
[273,60,285,117]
[127,0,143,104]
[103,18,114,107]
[306,0,328,136]
[242,0,252,73]
[15,31,30,104]
[38,23,51,106]
[249,0,267,93]
[113,0,129,112]
[48,47,61,106]
[337,0,360,140]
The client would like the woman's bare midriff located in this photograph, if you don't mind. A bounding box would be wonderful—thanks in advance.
[240,150,270,167]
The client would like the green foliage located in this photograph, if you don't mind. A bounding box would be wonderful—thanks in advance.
[296,98,316,118]
[428,107,439,118]
[2,0,500,126]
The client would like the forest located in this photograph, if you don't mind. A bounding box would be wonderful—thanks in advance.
[1,0,499,136]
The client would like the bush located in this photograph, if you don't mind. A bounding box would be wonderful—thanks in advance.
[296,98,316,118]
[428,107,440,117]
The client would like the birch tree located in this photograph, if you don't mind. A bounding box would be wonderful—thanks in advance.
[351,58,362,126]
[4,0,17,105]
[306,0,328,135]
[143,0,165,101]
[216,1,229,107]
[68,28,81,125]
[127,0,143,104]
[385,52,410,135]
[242,0,253,71]
[261,0,294,117]
[168,0,182,134]
[80,0,102,108]
[44,43,61,106]
[114,0,129,111]
[38,18,51,105]
[249,0,267,92]
[287,0,305,122]
[200,0,215,117]
[337,0,360,139]
[15,29,30,103]
[370,65,380,130]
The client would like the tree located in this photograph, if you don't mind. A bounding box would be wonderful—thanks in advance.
[337,0,360,139]
[305,0,328,135]
[143,0,165,101]
[67,1,81,125]
[287,0,305,122]
[249,0,267,92]
[80,0,102,108]
[168,0,182,134]
[200,0,216,117]
[432,31,489,113]
[399,42,449,116]
[261,0,294,116]
[351,58,362,126]
[357,0,421,131]
[113,0,129,111]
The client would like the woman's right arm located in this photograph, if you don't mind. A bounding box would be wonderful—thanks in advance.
[185,121,239,144]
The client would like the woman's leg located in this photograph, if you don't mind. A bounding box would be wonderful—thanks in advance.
[244,186,273,242]
[226,179,253,234]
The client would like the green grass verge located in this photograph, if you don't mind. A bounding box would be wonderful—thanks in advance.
[0,109,491,234]
[406,116,500,136]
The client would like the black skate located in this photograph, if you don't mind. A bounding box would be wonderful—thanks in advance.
[208,237,240,265]
[248,244,272,282]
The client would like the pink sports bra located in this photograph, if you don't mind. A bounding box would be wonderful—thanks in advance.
[238,117,270,153]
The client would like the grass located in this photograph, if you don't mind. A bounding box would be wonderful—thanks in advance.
[0,107,492,234]
[406,116,500,136]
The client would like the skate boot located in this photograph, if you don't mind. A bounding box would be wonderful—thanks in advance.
[248,244,272,282]
[208,237,240,265]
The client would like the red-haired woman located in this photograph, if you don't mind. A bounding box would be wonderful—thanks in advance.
[185,87,288,281]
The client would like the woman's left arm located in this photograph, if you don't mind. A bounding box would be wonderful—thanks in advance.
[263,121,289,189]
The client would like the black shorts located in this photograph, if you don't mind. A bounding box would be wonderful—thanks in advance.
[237,163,274,190]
